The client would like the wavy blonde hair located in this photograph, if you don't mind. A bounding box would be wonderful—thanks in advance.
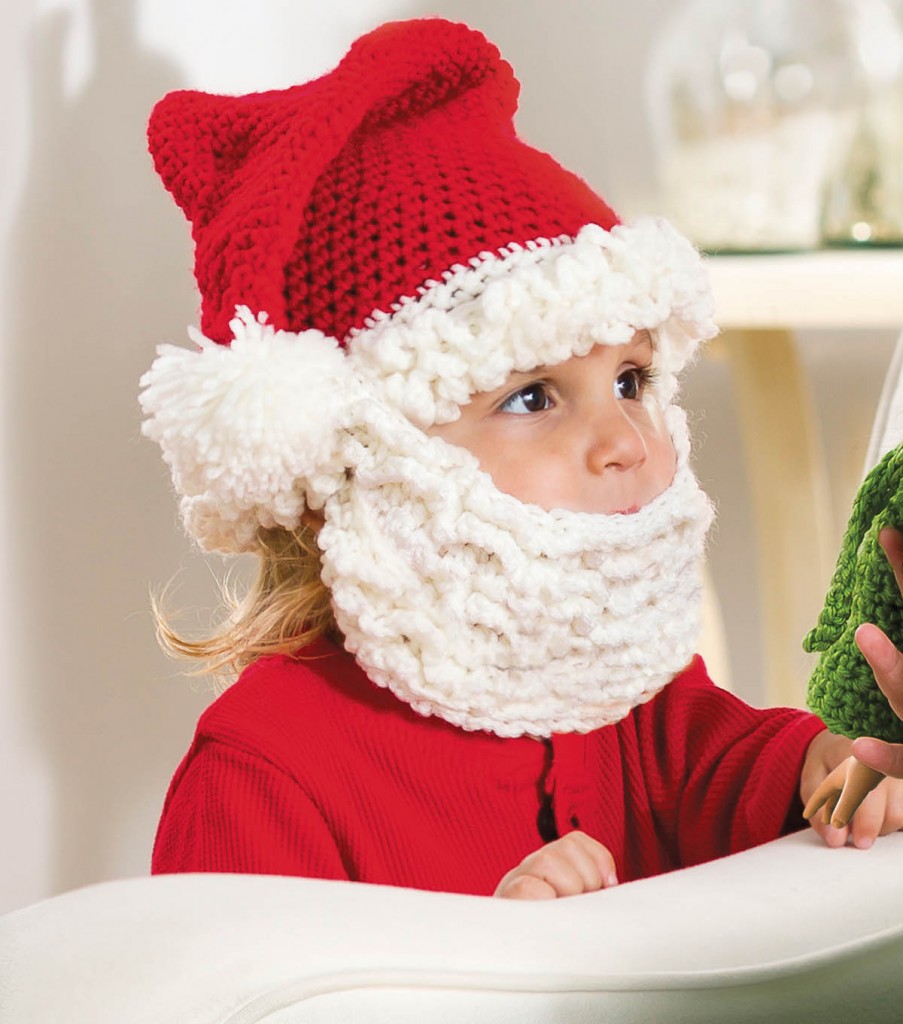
[154,524,336,688]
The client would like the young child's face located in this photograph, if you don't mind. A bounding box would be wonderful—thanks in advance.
[429,331,676,515]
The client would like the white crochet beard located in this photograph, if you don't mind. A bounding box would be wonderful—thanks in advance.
[137,217,718,735]
[318,399,714,738]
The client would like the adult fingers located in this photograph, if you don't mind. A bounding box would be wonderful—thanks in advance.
[878,527,903,605]
[856,621,903,720]
[852,736,903,779]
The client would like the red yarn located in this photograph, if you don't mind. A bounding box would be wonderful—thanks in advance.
[147,18,618,346]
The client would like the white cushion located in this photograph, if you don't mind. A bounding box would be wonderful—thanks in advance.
[2,831,902,1023]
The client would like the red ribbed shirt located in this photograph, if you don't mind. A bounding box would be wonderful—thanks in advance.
[152,638,826,894]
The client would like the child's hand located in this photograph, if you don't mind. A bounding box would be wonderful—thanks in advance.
[801,730,903,848]
[494,831,618,899]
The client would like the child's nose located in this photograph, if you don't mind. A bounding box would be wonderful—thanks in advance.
[584,404,648,475]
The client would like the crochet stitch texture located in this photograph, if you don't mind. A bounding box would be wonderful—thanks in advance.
[804,443,903,742]
[140,218,714,553]
[141,17,718,734]
[320,402,712,736]
[143,18,717,554]
[147,18,618,348]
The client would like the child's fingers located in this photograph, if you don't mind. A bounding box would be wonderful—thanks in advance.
[821,789,839,826]
[848,786,886,849]
[522,834,609,896]
[493,832,617,899]
[831,760,885,827]
[808,814,849,848]
[802,762,846,821]
[877,778,903,835]
[525,845,589,897]
[494,845,584,899]
[803,760,903,848]
[555,832,614,892]
[803,771,848,847]
[496,874,558,900]
[803,757,884,830]
[848,778,903,846]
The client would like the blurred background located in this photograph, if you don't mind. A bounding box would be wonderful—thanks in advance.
[1,0,900,916]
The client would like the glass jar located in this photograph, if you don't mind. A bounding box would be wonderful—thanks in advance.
[822,0,903,245]
[647,0,903,251]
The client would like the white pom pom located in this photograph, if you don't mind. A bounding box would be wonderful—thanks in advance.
[140,307,359,551]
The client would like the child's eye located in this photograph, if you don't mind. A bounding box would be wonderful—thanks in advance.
[615,367,656,401]
[498,382,554,415]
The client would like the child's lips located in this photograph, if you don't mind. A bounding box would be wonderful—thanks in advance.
[613,505,641,515]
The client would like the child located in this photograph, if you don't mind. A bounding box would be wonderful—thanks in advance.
[141,18,903,899]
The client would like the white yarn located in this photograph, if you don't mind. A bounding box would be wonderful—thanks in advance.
[140,219,715,733]
[319,400,713,738]
[348,218,716,427]
[140,219,716,558]
[139,308,361,552]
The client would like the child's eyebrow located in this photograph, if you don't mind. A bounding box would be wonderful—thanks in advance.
[631,332,654,356]
[503,369,545,384]
[497,333,656,392]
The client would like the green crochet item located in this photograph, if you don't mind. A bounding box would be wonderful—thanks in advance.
[804,443,903,742]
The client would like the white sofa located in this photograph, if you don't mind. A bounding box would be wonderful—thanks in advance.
[2,830,902,1023]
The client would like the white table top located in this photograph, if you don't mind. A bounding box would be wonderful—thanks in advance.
[706,248,903,330]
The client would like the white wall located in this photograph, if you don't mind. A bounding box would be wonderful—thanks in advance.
[1,0,896,916]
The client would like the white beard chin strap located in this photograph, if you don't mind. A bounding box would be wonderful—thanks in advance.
[318,401,714,738]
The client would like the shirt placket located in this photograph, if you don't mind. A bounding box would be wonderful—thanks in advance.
[548,732,589,837]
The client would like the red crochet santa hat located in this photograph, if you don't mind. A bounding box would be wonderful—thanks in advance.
[140,18,716,552]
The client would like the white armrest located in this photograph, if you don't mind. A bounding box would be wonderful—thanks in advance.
[3,831,902,1023]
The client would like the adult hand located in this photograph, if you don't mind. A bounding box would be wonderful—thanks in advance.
[852,527,903,780]
[494,831,618,899]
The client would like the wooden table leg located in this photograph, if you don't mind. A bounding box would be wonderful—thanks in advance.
[719,328,835,708]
